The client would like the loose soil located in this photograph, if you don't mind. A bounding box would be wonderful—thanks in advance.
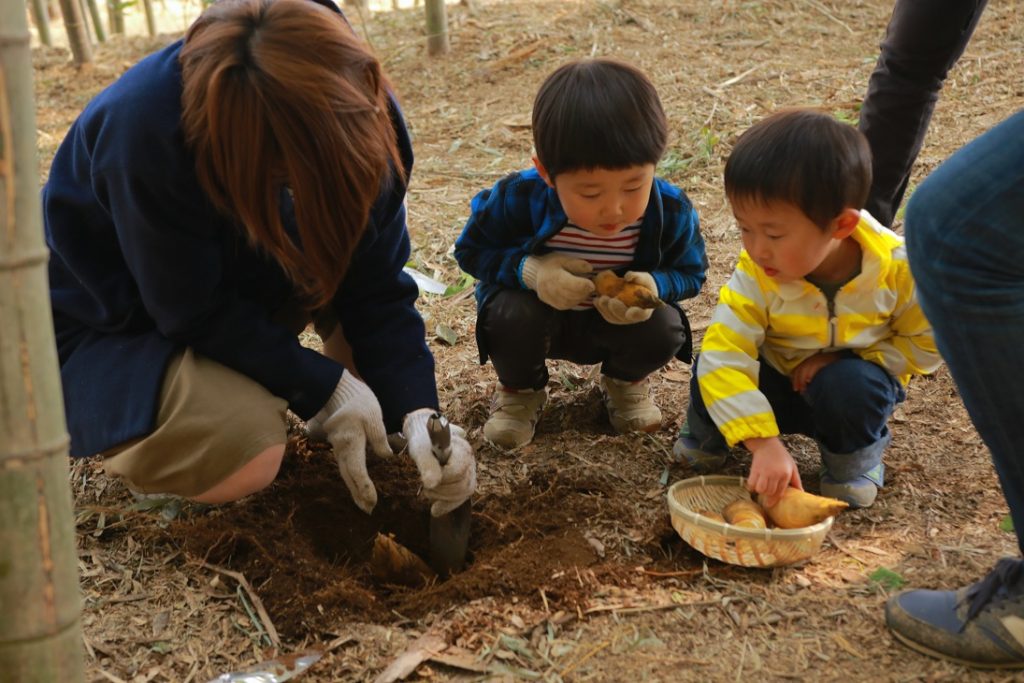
[33,0,1024,681]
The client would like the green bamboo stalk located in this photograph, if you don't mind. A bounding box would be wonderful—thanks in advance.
[0,0,85,679]
[105,0,122,34]
[55,0,92,63]
[28,0,53,46]
[84,0,105,43]
[141,0,156,36]
[424,0,448,56]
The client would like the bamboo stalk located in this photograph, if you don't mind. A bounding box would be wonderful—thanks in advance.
[28,0,54,46]
[83,0,105,43]
[105,0,122,34]
[0,1,84,679]
[424,0,448,56]
[141,0,156,36]
[55,0,93,63]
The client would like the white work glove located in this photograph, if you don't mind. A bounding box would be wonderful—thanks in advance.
[593,271,658,325]
[402,408,477,517]
[521,253,596,310]
[311,372,392,514]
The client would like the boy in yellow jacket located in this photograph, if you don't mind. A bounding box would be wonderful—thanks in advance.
[674,109,941,508]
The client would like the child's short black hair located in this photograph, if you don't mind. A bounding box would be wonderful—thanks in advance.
[532,58,667,180]
[724,109,872,229]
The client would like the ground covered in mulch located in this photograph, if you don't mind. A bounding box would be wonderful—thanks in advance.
[33,0,1024,680]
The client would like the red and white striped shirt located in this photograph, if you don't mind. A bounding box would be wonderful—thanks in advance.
[544,221,641,309]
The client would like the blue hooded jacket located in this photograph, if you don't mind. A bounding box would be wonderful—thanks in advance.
[43,4,437,457]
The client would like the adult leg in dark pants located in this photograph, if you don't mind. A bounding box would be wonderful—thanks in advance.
[858,0,987,227]
[885,111,1024,667]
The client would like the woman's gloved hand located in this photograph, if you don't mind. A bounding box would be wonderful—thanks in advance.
[521,253,595,310]
[312,372,392,514]
[402,408,477,517]
[594,270,657,325]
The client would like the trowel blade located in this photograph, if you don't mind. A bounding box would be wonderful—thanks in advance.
[429,498,471,577]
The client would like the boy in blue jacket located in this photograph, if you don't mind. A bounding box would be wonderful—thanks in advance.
[454,59,707,449]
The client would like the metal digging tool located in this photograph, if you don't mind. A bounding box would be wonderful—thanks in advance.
[427,412,471,577]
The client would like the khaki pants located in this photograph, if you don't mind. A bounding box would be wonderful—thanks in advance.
[102,348,289,497]
[103,308,347,497]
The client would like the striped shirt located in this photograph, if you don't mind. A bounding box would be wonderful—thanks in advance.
[545,221,641,309]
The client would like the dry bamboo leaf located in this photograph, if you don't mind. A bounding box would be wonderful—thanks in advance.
[373,632,447,683]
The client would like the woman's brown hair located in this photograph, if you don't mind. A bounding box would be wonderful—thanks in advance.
[180,0,403,306]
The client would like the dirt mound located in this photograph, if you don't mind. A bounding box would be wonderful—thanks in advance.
[165,430,643,637]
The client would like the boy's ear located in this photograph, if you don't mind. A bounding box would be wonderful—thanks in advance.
[532,155,555,188]
[833,208,860,238]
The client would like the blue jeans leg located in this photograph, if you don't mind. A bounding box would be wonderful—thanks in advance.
[685,354,729,452]
[685,355,821,451]
[803,357,906,485]
[687,353,904,482]
[905,110,1024,554]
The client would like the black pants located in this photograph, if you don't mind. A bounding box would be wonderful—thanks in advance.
[858,0,987,227]
[480,289,688,390]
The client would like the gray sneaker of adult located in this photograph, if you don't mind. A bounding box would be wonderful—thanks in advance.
[483,385,547,450]
[600,376,662,433]
[886,558,1024,669]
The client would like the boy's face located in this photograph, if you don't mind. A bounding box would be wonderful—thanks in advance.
[730,197,858,282]
[535,160,655,235]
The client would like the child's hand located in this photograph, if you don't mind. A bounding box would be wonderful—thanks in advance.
[593,271,658,325]
[744,436,803,508]
[790,352,841,392]
[521,253,595,310]
[593,295,652,325]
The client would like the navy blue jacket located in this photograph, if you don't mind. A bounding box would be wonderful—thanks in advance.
[454,168,708,362]
[44,36,437,458]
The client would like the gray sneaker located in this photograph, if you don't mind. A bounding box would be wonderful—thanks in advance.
[600,376,661,433]
[820,474,878,508]
[483,384,547,449]
[886,558,1024,669]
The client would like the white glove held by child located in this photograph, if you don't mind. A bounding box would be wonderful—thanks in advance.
[313,372,392,514]
[402,408,477,517]
[521,253,596,310]
[594,271,658,325]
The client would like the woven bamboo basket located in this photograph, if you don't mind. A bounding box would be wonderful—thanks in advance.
[667,475,833,568]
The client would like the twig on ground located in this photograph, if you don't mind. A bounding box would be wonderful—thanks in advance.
[638,567,703,578]
[716,65,758,89]
[196,560,281,650]
[584,598,718,615]
[559,640,610,678]
[828,533,870,565]
[236,584,272,648]
[802,0,854,34]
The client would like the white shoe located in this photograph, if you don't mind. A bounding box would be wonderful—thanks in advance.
[483,384,547,449]
[600,376,661,433]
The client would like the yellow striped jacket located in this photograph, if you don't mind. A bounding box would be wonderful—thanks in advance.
[697,211,940,447]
